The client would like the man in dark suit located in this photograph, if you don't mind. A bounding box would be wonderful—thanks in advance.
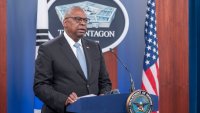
[34,6,112,113]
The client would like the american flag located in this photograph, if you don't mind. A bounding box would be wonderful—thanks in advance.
[141,0,159,113]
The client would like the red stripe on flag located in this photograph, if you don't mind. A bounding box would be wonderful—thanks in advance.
[155,62,160,84]
[141,82,147,91]
[145,68,158,95]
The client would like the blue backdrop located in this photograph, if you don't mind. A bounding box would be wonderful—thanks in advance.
[7,0,37,113]
[117,0,146,93]
[6,0,151,113]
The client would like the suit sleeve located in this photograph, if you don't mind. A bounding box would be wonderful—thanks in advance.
[97,44,112,94]
[33,45,67,113]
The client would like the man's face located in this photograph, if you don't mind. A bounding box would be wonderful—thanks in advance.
[63,8,88,41]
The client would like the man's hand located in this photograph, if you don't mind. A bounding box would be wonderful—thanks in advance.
[65,92,78,105]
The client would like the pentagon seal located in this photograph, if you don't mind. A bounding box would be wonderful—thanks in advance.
[126,90,153,113]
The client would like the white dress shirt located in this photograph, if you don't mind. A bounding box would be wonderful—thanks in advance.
[63,31,84,58]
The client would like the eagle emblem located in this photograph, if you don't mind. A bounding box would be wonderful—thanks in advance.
[126,90,152,113]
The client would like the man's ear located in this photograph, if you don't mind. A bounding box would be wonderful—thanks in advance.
[63,19,67,27]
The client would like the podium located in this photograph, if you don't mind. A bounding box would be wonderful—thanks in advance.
[66,93,158,113]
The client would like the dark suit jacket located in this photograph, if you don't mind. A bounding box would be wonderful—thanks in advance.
[34,34,112,113]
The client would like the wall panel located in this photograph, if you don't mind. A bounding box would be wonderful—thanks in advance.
[0,0,7,113]
[104,49,118,89]
[156,0,189,113]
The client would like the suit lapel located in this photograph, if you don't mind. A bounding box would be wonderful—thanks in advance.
[81,39,92,81]
[58,35,86,80]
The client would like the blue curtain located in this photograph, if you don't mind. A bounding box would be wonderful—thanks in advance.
[7,0,37,113]
[189,0,199,113]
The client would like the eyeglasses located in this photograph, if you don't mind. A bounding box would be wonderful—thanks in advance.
[65,16,90,23]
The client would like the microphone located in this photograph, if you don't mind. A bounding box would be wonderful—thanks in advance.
[109,48,135,93]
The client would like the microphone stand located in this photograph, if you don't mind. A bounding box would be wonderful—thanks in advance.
[109,48,135,92]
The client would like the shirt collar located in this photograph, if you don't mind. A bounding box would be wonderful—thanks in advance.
[64,31,82,47]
